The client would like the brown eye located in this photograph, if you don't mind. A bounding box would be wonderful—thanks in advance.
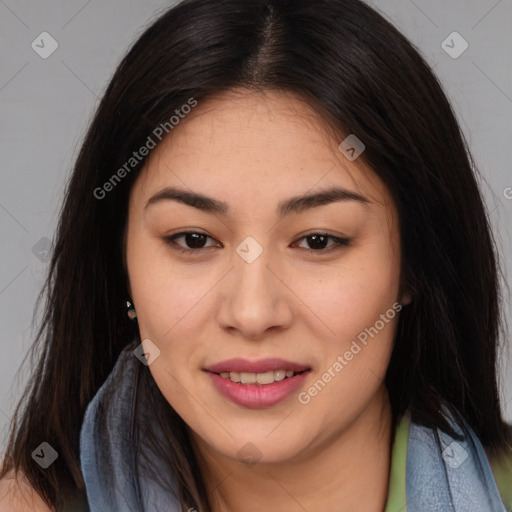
[294,233,350,253]
[164,231,220,253]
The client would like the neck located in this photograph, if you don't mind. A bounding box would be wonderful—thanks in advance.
[192,386,394,512]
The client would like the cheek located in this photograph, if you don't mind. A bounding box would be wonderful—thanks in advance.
[128,249,207,419]
[127,238,208,339]
[297,265,400,422]
[292,247,401,344]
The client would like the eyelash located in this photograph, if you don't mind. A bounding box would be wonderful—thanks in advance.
[163,231,350,255]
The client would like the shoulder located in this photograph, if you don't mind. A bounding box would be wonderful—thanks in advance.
[0,472,54,512]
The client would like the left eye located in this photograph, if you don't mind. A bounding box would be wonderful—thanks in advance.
[163,232,350,254]
[293,233,350,252]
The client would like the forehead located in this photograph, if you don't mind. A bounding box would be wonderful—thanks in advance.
[131,89,392,212]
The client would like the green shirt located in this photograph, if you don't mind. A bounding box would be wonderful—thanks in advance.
[385,414,512,511]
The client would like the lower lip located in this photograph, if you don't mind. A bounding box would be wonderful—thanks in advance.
[206,371,310,408]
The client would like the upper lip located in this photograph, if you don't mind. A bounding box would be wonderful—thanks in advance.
[204,358,310,374]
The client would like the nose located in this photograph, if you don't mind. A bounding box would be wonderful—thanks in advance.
[216,244,293,340]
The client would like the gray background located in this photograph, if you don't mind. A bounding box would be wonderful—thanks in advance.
[1,0,512,458]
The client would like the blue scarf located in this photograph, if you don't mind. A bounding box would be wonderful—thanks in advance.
[79,342,507,511]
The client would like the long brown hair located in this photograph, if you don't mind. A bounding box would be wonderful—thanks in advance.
[1,0,510,510]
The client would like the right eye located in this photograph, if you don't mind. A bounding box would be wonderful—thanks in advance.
[163,231,222,253]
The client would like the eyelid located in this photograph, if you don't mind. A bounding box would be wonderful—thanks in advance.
[163,231,350,254]
[292,233,350,252]
[164,231,221,253]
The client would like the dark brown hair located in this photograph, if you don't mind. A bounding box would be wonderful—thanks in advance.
[1,0,510,510]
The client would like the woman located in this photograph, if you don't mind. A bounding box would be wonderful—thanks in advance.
[1,0,511,510]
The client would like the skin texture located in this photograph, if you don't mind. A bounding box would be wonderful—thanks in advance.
[0,472,53,512]
[125,88,411,511]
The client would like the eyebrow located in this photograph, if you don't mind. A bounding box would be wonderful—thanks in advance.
[145,185,370,217]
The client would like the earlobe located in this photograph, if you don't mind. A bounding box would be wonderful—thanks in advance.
[400,291,412,306]
[126,299,137,320]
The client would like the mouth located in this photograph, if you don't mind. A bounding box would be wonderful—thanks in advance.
[203,358,311,408]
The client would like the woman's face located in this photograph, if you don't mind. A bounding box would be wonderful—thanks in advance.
[126,89,408,466]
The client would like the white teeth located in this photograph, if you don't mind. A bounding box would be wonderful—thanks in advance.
[229,371,241,383]
[219,370,300,384]
[256,371,275,385]
[274,370,286,382]
[240,372,257,384]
